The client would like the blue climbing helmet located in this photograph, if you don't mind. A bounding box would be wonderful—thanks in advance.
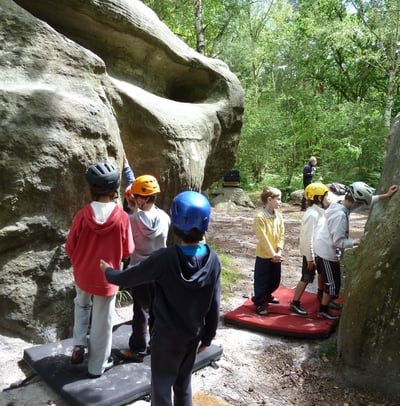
[171,191,211,233]
[85,162,120,194]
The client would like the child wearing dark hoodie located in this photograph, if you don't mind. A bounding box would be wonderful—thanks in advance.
[66,162,134,378]
[100,191,221,406]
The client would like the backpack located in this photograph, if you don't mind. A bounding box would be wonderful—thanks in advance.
[330,183,347,195]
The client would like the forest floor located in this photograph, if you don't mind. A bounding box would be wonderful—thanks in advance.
[0,203,392,406]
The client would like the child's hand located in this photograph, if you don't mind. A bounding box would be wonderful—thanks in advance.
[387,185,398,197]
[307,260,316,271]
[99,259,110,273]
[272,254,282,263]
[197,344,206,354]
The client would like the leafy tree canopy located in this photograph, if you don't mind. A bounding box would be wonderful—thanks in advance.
[141,0,400,193]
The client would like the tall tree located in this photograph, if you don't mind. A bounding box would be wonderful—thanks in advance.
[193,0,205,54]
[141,0,397,187]
[351,0,400,129]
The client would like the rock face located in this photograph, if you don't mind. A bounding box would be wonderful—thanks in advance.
[337,113,400,400]
[210,187,255,210]
[0,0,244,341]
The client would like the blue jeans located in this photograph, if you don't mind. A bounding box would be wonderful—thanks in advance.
[252,257,281,307]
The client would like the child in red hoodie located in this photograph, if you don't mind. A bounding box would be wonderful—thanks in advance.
[66,162,134,378]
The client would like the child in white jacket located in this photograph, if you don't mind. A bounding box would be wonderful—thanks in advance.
[290,183,330,315]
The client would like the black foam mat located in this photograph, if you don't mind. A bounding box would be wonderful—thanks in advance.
[23,322,223,406]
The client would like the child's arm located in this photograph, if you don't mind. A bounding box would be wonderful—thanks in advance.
[376,185,398,201]
[100,259,145,286]
[122,151,135,186]
[330,212,356,249]
[100,250,162,286]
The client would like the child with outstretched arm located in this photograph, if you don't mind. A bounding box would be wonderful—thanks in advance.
[100,191,221,406]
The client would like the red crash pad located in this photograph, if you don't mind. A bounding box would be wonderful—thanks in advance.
[223,286,342,339]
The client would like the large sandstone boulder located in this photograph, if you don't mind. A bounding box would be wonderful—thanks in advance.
[337,113,400,399]
[0,0,244,341]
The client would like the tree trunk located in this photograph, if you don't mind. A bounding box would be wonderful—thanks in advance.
[337,113,400,400]
[193,0,205,55]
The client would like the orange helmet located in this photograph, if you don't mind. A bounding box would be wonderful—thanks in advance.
[130,175,160,196]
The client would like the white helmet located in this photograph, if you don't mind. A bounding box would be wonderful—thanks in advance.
[349,182,373,206]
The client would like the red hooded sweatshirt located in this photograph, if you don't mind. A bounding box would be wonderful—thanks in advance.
[66,203,134,296]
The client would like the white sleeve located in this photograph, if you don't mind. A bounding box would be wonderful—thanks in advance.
[371,195,379,206]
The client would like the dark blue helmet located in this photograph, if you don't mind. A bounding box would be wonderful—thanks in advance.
[171,191,211,233]
[85,162,120,194]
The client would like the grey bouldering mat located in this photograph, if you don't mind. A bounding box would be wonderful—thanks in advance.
[23,322,223,406]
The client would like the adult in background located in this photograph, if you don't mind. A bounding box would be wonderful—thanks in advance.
[301,156,317,210]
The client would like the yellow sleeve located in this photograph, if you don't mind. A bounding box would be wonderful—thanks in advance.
[276,211,285,251]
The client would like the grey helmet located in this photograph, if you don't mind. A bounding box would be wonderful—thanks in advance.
[85,162,120,195]
[348,181,373,206]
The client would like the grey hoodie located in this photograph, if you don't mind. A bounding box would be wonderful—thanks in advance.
[314,201,355,262]
[129,205,170,265]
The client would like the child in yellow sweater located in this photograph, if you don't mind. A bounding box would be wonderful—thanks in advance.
[251,187,284,316]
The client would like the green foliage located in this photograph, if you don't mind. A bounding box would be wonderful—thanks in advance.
[141,0,398,190]
[207,240,245,301]
[116,288,132,307]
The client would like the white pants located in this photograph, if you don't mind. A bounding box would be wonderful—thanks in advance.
[73,286,115,375]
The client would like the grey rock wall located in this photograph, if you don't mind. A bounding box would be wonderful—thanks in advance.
[337,113,400,399]
[0,0,244,341]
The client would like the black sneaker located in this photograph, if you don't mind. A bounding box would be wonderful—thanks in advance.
[328,301,342,310]
[290,301,308,315]
[268,296,280,304]
[71,345,85,364]
[256,305,269,316]
[320,310,340,320]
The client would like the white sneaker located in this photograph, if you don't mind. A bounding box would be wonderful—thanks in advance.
[87,356,114,379]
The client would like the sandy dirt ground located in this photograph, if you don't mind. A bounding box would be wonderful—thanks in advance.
[0,204,389,406]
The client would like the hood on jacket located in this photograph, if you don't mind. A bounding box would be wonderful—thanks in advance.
[176,246,217,290]
[83,204,120,235]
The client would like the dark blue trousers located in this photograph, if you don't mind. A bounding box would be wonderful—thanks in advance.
[129,282,155,355]
[252,256,281,307]
[150,331,199,406]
